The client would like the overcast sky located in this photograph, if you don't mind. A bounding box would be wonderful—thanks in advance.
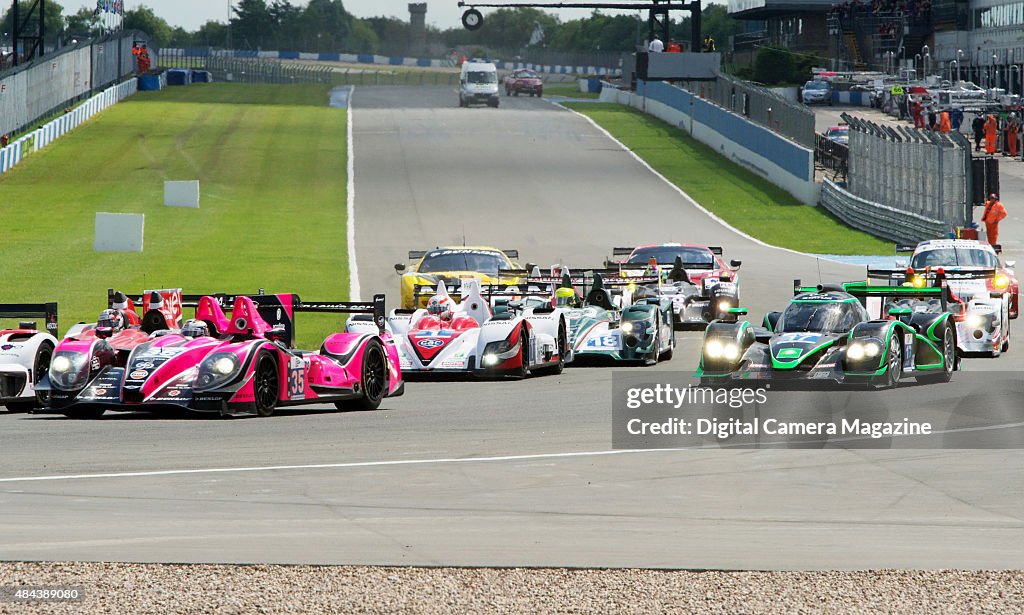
[53,1,651,31]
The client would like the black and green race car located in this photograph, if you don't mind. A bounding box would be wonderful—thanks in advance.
[695,278,960,387]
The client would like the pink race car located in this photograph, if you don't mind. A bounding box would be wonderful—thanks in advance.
[42,292,403,418]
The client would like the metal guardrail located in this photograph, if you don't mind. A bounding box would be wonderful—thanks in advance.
[678,72,816,148]
[843,112,970,229]
[820,179,950,244]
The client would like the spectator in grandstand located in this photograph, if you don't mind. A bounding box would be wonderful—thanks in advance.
[648,36,664,53]
[972,114,986,150]
[666,39,682,53]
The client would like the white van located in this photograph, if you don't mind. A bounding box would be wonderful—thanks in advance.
[459,62,500,108]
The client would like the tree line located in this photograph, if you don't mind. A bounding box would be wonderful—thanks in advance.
[2,1,745,57]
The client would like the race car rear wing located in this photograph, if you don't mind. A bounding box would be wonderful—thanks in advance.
[407,248,519,261]
[865,267,998,284]
[0,303,58,335]
[294,295,387,333]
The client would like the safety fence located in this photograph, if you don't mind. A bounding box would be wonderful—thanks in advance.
[820,180,951,244]
[677,72,816,148]
[606,81,818,205]
[0,78,137,176]
[0,30,150,139]
[843,113,970,228]
[160,48,619,78]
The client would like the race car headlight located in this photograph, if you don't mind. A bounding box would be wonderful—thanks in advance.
[482,354,499,366]
[49,351,91,391]
[718,300,732,313]
[723,343,740,361]
[482,336,520,366]
[911,276,926,289]
[994,275,1010,289]
[705,339,724,359]
[966,313,985,329]
[196,352,242,391]
[847,343,865,361]
[864,341,881,358]
[621,321,635,334]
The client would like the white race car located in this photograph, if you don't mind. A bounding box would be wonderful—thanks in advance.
[349,279,570,378]
[0,303,59,411]
[905,239,1018,357]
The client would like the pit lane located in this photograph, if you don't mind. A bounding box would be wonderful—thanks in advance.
[0,87,1021,569]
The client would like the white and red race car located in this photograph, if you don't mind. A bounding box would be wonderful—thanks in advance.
[351,279,569,378]
[0,302,59,411]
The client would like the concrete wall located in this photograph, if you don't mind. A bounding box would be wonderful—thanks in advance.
[623,81,819,205]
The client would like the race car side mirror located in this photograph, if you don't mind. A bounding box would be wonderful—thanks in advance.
[728,307,748,315]
[1006,260,1016,268]
[888,307,912,316]
[266,326,288,345]
[525,263,536,273]
[394,263,406,274]
[730,260,742,269]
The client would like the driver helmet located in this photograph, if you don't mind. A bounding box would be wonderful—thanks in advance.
[181,319,210,338]
[427,295,453,320]
[96,308,125,333]
[554,287,579,308]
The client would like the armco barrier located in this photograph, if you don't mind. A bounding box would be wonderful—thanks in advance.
[160,48,621,77]
[0,79,137,176]
[631,80,818,205]
[820,179,949,244]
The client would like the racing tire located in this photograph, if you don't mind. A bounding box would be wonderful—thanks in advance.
[534,321,566,376]
[876,333,902,389]
[512,325,530,379]
[251,352,278,417]
[1001,326,1010,353]
[661,313,676,361]
[918,326,955,384]
[6,342,53,413]
[336,339,388,412]
[62,406,106,419]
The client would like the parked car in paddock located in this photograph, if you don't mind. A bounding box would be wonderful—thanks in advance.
[361,279,567,378]
[868,258,1011,354]
[504,69,543,97]
[0,303,59,411]
[40,292,403,418]
[800,79,833,105]
[395,246,526,310]
[696,277,961,387]
[608,244,742,328]
[824,125,849,145]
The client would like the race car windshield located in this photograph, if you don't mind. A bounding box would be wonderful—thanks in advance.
[627,247,714,267]
[805,81,829,90]
[467,71,497,84]
[518,71,539,79]
[418,251,509,274]
[778,301,865,334]
[910,248,999,269]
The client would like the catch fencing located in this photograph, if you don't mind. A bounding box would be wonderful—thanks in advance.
[0,79,137,176]
[843,113,970,228]
[677,72,816,148]
[0,30,149,139]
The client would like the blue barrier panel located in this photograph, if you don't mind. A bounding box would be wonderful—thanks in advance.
[495,60,506,69]
[184,47,210,57]
[643,81,810,181]
[388,56,404,65]
[357,54,375,64]
[234,50,258,58]
[417,58,432,67]
[851,91,863,106]
[279,51,300,60]
[319,53,341,62]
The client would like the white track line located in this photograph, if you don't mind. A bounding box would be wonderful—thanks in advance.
[552,100,851,265]
[346,85,360,302]
[0,449,676,484]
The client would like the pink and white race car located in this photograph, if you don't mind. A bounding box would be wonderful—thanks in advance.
[41,291,403,418]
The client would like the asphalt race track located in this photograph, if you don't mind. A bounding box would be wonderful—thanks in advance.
[0,87,1021,570]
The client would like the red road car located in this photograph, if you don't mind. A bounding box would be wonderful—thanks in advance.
[504,69,543,97]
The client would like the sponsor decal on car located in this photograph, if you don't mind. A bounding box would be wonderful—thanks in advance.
[417,338,445,349]
[129,370,148,379]
[0,344,16,351]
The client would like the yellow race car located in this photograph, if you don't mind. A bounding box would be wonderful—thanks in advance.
[395,246,524,309]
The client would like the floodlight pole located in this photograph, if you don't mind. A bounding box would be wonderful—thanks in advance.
[11,0,46,66]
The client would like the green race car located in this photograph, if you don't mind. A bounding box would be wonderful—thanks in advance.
[696,277,960,387]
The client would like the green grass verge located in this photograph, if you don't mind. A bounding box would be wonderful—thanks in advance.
[1,83,349,348]
[563,103,893,255]
[545,84,600,99]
